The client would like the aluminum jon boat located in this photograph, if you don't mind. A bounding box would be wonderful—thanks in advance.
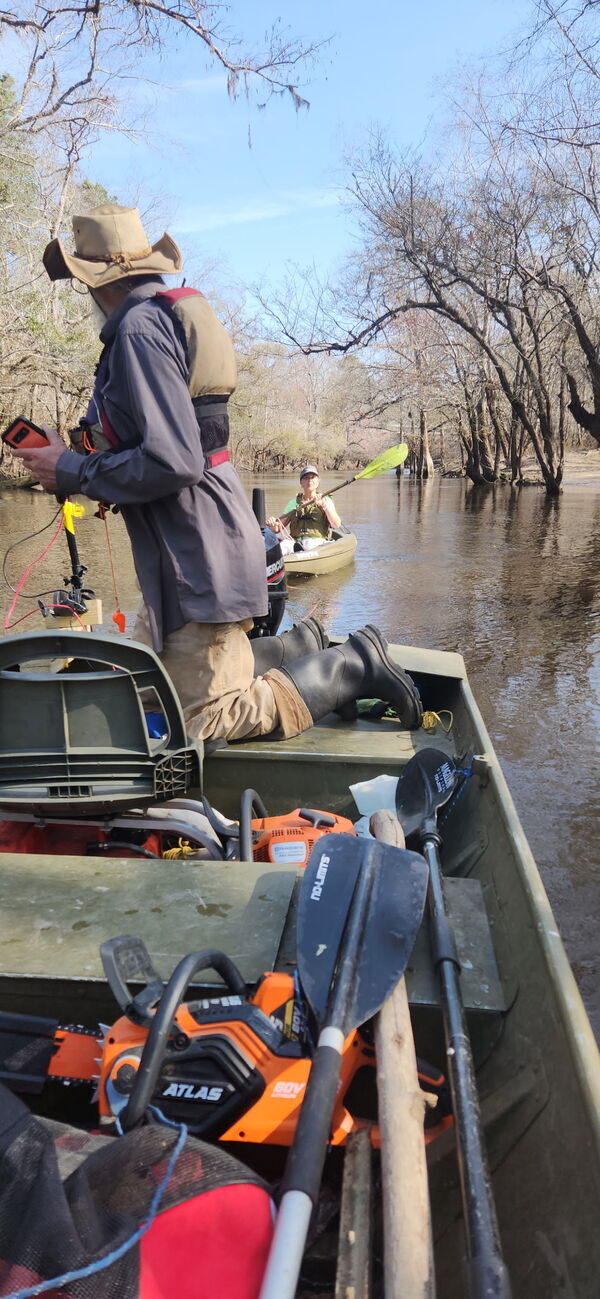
[283,526,357,576]
[0,633,597,1297]
[204,641,600,1298]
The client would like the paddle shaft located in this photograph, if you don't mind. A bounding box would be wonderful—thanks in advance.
[325,443,407,497]
[325,474,357,498]
[259,848,377,1299]
[421,826,511,1299]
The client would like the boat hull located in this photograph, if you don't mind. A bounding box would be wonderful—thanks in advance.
[0,641,597,1296]
[283,529,357,575]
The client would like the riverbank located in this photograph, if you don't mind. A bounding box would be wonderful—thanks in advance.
[560,448,600,486]
[2,448,599,492]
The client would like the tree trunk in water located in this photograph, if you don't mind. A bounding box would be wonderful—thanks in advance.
[462,403,489,486]
[475,396,496,481]
[566,372,600,448]
[417,408,434,478]
[485,380,509,478]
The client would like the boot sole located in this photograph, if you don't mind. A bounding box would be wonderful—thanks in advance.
[303,616,329,651]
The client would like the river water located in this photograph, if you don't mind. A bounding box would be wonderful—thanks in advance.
[0,473,598,1036]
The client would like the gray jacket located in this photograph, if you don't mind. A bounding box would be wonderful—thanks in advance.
[56,281,267,651]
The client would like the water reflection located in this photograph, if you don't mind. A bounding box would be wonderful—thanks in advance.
[261,474,600,1036]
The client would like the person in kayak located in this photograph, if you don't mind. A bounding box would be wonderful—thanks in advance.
[13,203,423,739]
[267,464,341,554]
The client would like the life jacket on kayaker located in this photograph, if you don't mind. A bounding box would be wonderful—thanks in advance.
[73,287,237,465]
[289,492,333,539]
[273,465,341,542]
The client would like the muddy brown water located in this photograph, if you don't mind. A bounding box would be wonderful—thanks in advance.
[0,473,598,1037]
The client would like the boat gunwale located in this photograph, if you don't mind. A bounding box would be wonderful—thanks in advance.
[210,652,600,1138]
[459,675,600,1138]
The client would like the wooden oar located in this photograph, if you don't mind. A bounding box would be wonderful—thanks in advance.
[370,810,436,1299]
[395,750,512,1299]
[259,832,429,1299]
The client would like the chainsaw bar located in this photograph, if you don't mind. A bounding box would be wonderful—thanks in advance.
[48,1024,103,1085]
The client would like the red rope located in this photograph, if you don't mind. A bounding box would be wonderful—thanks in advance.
[4,515,65,629]
[4,517,88,632]
[6,601,88,631]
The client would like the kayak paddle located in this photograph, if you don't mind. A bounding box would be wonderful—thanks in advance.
[259,832,429,1299]
[325,442,409,497]
[395,749,512,1299]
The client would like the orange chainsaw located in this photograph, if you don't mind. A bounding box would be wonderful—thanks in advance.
[203,792,357,865]
[0,936,451,1147]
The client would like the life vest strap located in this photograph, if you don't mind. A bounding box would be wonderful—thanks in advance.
[206,449,230,468]
[193,398,229,418]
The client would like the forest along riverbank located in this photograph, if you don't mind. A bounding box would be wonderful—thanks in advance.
[0,472,598,1038]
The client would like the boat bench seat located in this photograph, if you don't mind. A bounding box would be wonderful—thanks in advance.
[0,855,300,1025]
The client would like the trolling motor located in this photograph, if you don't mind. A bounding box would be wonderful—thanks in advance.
[250,486,288,639]
[1,418,94,625]
[38,499,96,620]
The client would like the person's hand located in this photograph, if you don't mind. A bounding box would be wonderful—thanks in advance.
[266,516,281,531]
[11,425,66,492]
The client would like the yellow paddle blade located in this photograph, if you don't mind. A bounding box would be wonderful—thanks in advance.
[355,443,409,479]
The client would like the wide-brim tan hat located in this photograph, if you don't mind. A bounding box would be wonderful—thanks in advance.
[43,203,182,287]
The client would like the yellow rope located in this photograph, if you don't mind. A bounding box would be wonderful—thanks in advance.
[422,709,454,733]
[163,838,197,859]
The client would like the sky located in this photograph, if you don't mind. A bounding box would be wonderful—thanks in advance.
[82,0,529,296]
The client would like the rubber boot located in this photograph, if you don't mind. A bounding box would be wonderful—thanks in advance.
[278,624,423,729]
[251,617,329,676]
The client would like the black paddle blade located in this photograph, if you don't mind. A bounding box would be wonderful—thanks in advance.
[297,833,428,1029]
[395,748,459,838]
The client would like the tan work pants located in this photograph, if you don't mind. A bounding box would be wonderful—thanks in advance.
[133,608,312,743]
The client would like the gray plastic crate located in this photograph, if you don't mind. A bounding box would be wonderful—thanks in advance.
[0,631,201,815]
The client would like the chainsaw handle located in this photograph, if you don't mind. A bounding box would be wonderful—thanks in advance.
[239,788,269,862]
[201,796,240,849]
[121,948,247,1132]
[298,809,336,829]
[100,935,164,1026]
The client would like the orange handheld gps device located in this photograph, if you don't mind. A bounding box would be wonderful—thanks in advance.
[1,416,50,450]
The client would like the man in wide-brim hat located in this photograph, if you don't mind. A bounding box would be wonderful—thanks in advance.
[14,203,423,739]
